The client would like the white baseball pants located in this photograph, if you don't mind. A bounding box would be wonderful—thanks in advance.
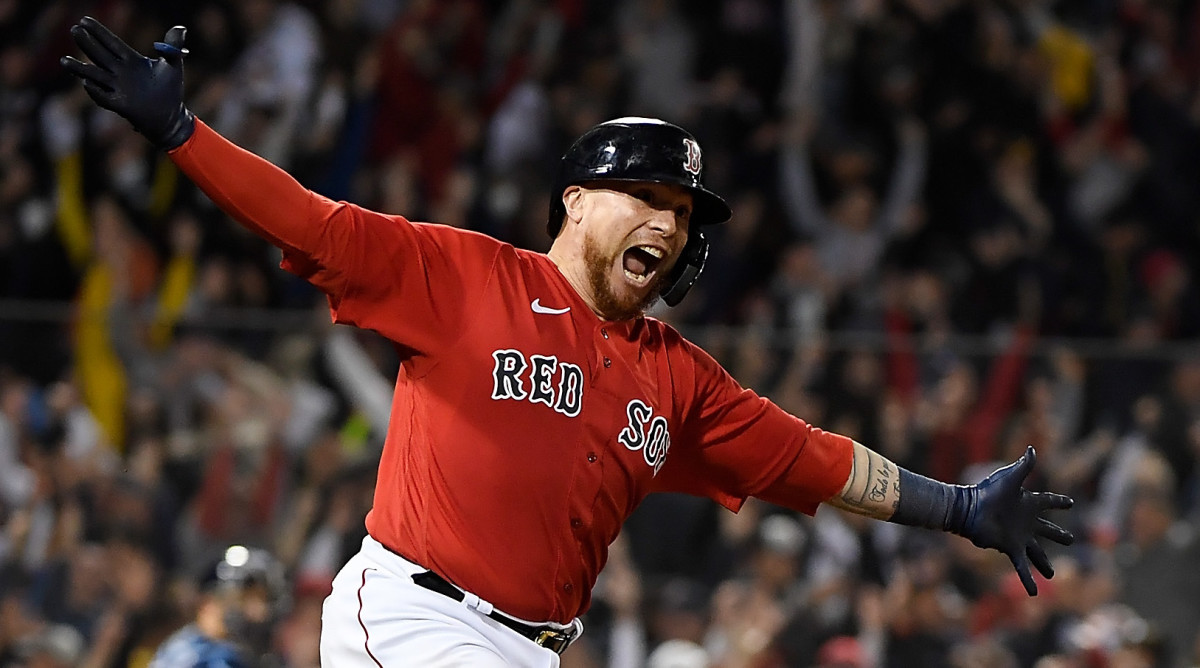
[320,535,573,667]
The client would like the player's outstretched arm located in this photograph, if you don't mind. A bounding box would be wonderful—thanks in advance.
[826,442,1073,596]
[60,17,343,258]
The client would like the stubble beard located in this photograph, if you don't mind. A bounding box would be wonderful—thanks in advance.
[583,235,665,321]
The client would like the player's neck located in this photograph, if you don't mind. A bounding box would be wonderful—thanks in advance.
[546,245,605,318]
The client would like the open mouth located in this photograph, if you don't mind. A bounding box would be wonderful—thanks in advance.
[622,245,665,285]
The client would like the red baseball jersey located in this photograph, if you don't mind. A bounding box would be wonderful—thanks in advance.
[170,121,853,623]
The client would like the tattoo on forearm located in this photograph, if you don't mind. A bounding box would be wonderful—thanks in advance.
[848,448,858,498]
[857,450,875,505]
[869,459,891,503]
[834,444,901,520]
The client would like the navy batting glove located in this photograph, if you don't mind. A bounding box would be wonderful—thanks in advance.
[959,446,1074,596]
[61,17,195,150]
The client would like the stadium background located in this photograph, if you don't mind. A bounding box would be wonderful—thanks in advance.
[1,0,1199,666]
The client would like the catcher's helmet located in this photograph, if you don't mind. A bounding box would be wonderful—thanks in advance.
[201,545,289,614]
[200,545,289,662]
[547,117,732,306]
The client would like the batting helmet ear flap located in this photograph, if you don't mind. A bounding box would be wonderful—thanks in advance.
[548,196,566,238]
[660,228,708,307]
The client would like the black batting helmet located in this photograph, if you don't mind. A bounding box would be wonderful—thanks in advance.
[201,545,289,615]
[546,117,732,237]
[200,545,289,662]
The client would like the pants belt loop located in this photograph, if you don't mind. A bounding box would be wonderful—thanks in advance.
[462,591,494,616]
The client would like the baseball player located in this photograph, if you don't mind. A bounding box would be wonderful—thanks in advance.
[150,545,289,668]
[63,18,1075,668]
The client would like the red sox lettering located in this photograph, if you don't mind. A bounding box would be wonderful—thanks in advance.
[490,350,671,475]
[617,399,671,476]
[682,138,702,177]
[490,349,584,418]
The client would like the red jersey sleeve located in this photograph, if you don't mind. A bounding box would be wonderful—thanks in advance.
[169,120,500,354]
[654,337,852,515]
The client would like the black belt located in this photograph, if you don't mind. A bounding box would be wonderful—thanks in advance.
[410,571,579,655]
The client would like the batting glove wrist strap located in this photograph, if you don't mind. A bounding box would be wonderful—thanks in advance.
[891,468,973,535]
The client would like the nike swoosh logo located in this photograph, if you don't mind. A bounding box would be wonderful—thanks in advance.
[531,298,570,315]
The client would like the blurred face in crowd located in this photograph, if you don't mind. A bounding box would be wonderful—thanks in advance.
[1109,646,1155,668]
[92,196,130,258]
[650,579,709,645]
[1126,494,1173,548]
[199,257,235,305]
[778,243,821,285]
[752,547,800,592]
[107,541,159,610]
[935,362,978,419]
[832,186,876,232]
[842,351,882,396]
[0,45,33,88]
[277,593,325,667]
[239,584,273,627]
[829,147,876,186]
[239,0,277,34]
[556,181,692,320]
[201,583,275,649]
[0,592,37,648]
[26,653,67,668]
[67,546,108,609]
[1171,361,1200,404]
[1,378,29,421]
[970,224,1022,269]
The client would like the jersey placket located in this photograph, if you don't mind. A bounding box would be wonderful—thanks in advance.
[589,322,615,383]
[550,320,618,613]
[561,320,639,612]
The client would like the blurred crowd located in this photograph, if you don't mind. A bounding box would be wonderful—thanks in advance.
[1,0,1199,666]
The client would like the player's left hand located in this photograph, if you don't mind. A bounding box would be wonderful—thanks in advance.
[958,446,1074,596]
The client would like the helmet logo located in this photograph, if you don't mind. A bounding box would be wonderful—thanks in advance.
[682,138,702,177]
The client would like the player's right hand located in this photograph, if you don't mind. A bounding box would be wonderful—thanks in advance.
[61,17,195,150]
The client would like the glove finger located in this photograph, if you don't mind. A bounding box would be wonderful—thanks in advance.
[1009,551,1038,596]
[163,26,187,50]
[70,25,121,72]
[1026,539,1054,579]
[1019,445,1037,479]
[989,445,1036,485]
[154,27,189,64]
[78,17,138,62]
[1033,491,1074,511]
[1035,517,1075,545]
[60,56,115,89]
[80,79,119,111]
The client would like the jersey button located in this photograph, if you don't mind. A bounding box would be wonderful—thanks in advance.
[570,518,582,529]
[563,583,573,593]
[600,328,609,339]
[603,358,611,368]
[587,452,597,463]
